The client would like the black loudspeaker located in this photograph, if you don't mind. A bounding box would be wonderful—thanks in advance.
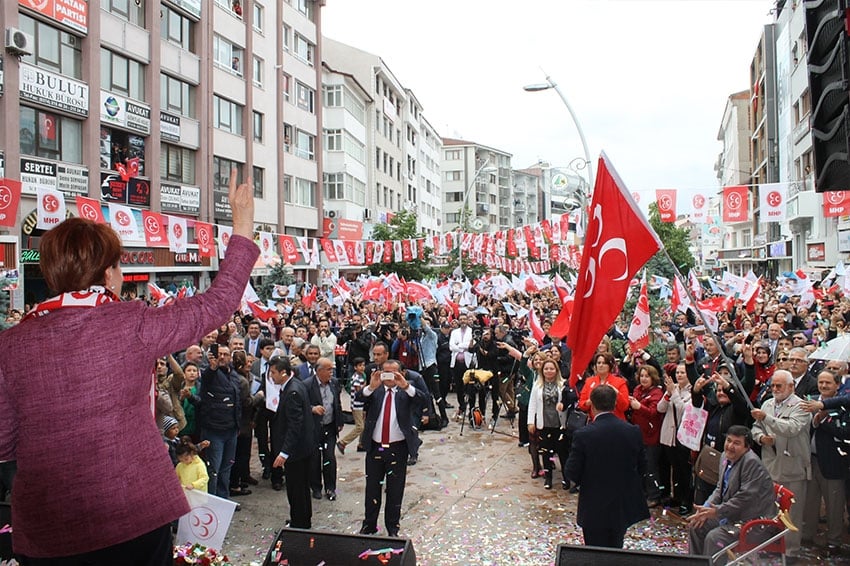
[556,543,711,565]
[0,503,11,560]
[263,527,415,566]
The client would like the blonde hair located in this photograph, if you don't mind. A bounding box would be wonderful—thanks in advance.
[535,358,565,390]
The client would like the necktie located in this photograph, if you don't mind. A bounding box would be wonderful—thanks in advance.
[381,388,393,444]
[721,462,733,497]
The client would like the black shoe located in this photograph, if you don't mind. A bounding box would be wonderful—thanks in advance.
[272,483,283,491]
[230,488,252,497]
[262,469,271,480]
[387,530,399,538]
[245,475,259,486]
[326,490,337,501]
[678,505,692,516]
[359,525,378,535]
[407,456,418,466]
[562,480,569,490]
[312,489,323,500]
[235,503,242,512]
[569,485,579,494]
[518,442,529,448]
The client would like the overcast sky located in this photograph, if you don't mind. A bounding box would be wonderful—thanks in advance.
[322,0,775,203]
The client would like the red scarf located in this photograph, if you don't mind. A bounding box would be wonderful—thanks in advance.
[23,286,119,321]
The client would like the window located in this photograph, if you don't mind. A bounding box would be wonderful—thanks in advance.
[347,174,366,205]
[102,0,145,26]
[324,85,342,107]
[252,56,263,86]
[325,129,342,151]
[293,129,315,160]
[295,82,315,113]
[445,149,462,160]
[446,191,464,202]
[213,156,243,193]
[18,14,82,79]
[252,166,264,198]
[160,143,196,184]
[253,111,264,142]
[282,24,291,51]
[344,132,366,164]
[214,0,243,17]
[160,4,194,51]
[293,33,314,65]
[282,73,291,102]
[446,213,461,224]
[344,89,366,124]
[101,49,145,100]
[285,177,316,206]
[20,107,83,163]
[253,3,264,32]
[213,95,243,135]
[160,74,196,118]
[324,173,344,199]
[296,0,315,20]
[213,35,244,75]
[101,128,146,175]
[284,123,293,152]
[445,171,462,181]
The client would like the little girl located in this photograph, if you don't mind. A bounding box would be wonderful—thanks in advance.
[174,437,209,492]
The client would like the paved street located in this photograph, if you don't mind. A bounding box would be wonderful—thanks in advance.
[221,405,690,565]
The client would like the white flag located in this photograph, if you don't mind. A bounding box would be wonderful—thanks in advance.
[217,226,232,259]
[168,216,188,253]
[689,192,708,224]
[759,183,787,222]
[108,202,141,243]
[176,489,238,551]
[36,187,65,230]
[258,231,274,265]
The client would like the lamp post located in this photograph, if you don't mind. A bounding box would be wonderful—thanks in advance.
[523,73,594,191]
[457,158,498,275]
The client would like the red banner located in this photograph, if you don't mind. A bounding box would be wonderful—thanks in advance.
[320,238,338,263]
[383,241,393,263]
[823,191,850,217]
[140,211,168,247]
[278,235,300,263]
[722,185,749,222]
[655,189,677,222]
[365,241,374,265]
[195,221,216,257]
[401,239,413,262]
[75,195,105,224]
[0,179,22,228]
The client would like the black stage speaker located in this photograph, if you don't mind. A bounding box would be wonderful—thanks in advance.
[557,543,711,565]
[0,503,11,560]
[263,527,415,566]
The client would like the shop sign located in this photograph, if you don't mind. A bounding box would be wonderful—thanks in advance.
[807,242,826,263]
[120,250,155,265]
[160,112,181,142]
[213,190,232,221]
[21,157,88,196]
[175,251,201,265]
[100,91,151,135]
[19,0,88,35]
[20,248,39,263]
[161,183,200,215]
[19,63,88,117]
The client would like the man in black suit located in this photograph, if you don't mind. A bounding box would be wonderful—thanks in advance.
[356,359,426,537]
[306,357,343,500]
[564,385,650,548]
[251,338,279,485]
[270,356,315,529]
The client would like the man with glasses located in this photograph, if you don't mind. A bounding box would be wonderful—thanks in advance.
[751,370,811,562]
[786,347,819,399]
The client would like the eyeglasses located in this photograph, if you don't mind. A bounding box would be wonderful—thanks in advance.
[770,383,790,389]
[788,358,807,364]
[777,357,788,362]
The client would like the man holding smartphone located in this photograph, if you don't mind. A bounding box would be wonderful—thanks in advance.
[355,360,426,537]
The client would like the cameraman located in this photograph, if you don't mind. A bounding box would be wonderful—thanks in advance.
[471,327,499,425]
[493,324,519,417]
[420,316,449,428]
[338,314,375,381]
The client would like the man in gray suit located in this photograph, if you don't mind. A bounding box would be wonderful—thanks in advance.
[688,425,776,563]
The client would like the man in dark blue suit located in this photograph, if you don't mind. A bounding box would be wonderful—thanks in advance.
[270,356,316,529]
[565,385,650,548]
[305,357,344,501]
[356,359,426,537]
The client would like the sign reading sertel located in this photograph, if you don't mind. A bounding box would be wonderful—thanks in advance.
[19,0,88,35]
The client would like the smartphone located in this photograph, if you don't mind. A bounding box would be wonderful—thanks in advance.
[381,371,395,382]
[210,343,219,356]
[692,325,706,335]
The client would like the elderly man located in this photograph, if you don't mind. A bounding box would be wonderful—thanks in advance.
[307,357,343,500]
[786,347,818,399]
[275,326,296,358]
[751,369,811,562]
[688,425,776,563]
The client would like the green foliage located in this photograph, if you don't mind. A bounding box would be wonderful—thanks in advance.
[367,210,435,281]
[258,262,295,303]
[647,202,695,278]
[0,277,12,332]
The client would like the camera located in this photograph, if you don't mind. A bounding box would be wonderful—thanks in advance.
[406,305,424,330]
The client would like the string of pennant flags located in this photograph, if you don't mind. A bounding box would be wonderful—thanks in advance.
[9,181,587,274]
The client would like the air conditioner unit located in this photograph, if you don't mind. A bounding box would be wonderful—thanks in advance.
[5,28,33,56]
[326,210,337,219]
[363,208,372,221]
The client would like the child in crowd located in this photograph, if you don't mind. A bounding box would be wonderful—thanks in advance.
[336,357,367,454]
[162,416,181,466]
[175,437,209,492]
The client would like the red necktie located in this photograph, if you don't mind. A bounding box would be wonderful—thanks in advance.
[381,388,393,444]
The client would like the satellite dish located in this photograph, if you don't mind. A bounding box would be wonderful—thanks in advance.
[471,218,485,231]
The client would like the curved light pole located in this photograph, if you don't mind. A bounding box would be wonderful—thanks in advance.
[524,73,594,192]
[457,158,498,274]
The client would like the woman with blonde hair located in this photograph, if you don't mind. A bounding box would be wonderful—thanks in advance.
[528,359,567,489]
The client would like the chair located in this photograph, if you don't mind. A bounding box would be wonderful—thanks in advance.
[711,483,796,565]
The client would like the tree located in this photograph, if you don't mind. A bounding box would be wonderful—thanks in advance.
[257,262,295,303]
[646,202,695,279]
[368,209,434,281]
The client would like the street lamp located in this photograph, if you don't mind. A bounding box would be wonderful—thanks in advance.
[523,72,594,192]
[456,158,498,275]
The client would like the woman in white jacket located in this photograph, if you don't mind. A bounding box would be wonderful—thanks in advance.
[527,359,567,489]
[656,362,693,515]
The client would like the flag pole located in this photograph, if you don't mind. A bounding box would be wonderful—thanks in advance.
[658,247,754,410]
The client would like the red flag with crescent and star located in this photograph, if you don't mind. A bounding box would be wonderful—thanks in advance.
[627,271,651,351]
[551,153,662,387]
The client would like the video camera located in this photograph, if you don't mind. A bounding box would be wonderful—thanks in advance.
[406,305,424,330]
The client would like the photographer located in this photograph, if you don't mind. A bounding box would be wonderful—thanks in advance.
[420,315,449,428]
[471,327,499,425]
[493,324,519,417]
[449,313,476,420]
[338,314,374,377]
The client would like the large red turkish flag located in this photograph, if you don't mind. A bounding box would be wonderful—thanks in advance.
[551,153,662,387]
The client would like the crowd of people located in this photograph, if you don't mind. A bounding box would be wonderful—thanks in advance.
[6,209,850,562]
